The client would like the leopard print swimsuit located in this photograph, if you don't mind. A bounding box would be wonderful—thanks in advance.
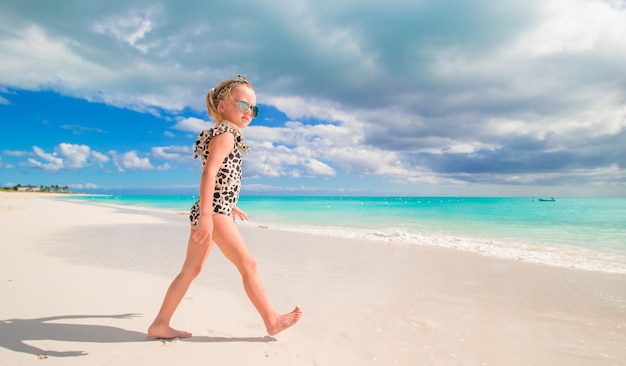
[189,122,249,227]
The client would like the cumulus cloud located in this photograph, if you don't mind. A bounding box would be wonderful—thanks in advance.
[172,117,212,133]
[110,150,171,172]
[151,145,192,160]
[1,0,625,193]
[91,151,110,165]
[92,7,159,53]
[28,143,109,172]
[56,143,91,169]
[245,119,418,180]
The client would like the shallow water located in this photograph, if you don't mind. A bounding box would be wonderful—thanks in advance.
[62,195,626,274]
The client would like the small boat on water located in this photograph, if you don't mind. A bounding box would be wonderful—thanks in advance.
[537,197,556,202]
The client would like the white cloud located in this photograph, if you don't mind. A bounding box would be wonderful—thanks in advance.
[92,8,160,53]
[172,117,213,133]
[245,120,416,179]
[70,182,99,190]
[3,149,29,157]
[30,146,64,171]
[1,0,625,194]
[0,21,199,110]
[151,145,192,160]
[28,144,110,172]
[57,143,90,169]
[302,158,335,176]
[512,0,626,57]
[91,151,110,164]
[0,25,114,92]
[111,150,152,171]
[60,124,105,135]
[110,150,171,172]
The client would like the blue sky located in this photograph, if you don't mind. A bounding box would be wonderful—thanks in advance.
[1,0,625,196]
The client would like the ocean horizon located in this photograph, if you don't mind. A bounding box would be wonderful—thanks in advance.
[61,195,626,275]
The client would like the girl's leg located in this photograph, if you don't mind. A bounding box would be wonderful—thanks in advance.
[148,229,213,338]
[211,214,301,336]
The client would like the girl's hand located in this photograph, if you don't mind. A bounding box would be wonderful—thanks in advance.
[192,215,213,244]
[232,206,248,222]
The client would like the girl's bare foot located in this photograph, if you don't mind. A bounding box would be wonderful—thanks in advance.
[148,324,192,339]
[266,306,302,336]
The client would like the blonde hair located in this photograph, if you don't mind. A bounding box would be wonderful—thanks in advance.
[206,74,255,122]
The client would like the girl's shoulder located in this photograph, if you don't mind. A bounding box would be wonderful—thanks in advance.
[211,122,249,153]
[194,122,249,160]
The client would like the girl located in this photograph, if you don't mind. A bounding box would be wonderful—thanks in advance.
[148,75,302,339]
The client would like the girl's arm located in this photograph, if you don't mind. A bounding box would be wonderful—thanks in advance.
[191,131,235,243]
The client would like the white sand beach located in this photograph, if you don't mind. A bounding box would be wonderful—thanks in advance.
[1,192,625,365]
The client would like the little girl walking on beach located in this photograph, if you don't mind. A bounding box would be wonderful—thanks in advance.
[148,75,302,339]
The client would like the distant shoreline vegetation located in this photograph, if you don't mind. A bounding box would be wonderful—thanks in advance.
[1,184,71,193]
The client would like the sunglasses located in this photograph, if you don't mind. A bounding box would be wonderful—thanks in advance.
[233,100,259,118]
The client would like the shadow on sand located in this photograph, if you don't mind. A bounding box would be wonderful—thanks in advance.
[1,314,274,358]
[180,335,276,343]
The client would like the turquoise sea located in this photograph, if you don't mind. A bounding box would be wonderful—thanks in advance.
[63,195,626,274]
